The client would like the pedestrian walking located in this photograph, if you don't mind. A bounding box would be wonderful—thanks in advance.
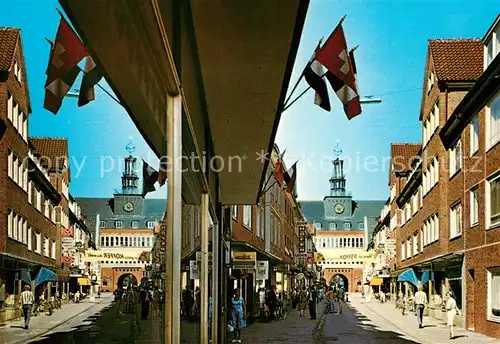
[299,287,308,317]
[258,288,266,321]
[19,285,34,329]
[182,285,194,321]
[414,285,428,329]
[307,286,317,320]
[231,288,246,343]
[267,285,277,321]
[446,291,461,339]
[152,287,161,317]
[139,284,152,320]
[336,287,345,314]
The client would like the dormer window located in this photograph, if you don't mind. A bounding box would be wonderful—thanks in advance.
[115,221,123,228]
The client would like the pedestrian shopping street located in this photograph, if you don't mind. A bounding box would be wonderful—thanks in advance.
[2,292,499,344]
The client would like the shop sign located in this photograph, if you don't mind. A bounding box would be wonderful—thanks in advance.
[314,252,324,262]
[306,253,314,265]
[232,252,256,270]
[256,261,268,280]
[85,250,142,261]
[190,260,199,280]
[62,237,75,249]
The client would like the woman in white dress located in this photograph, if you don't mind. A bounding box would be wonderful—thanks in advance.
[446,291,461,339]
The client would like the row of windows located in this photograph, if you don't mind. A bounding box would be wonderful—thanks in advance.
[100,236,155,248]
[99,220,156,229]
[100,260,152,265]
[314,222,361,230]
[315,237,364,249]
[7,209,55,259]
[7,93,27,142]
[422,158,439,195]
[423,101,439,146]
[7,150,28,191]
[317,261,364,265]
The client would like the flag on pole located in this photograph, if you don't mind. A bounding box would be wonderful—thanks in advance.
[158,160,167,187]
[303,43,331,111]
[349,47,358,90]
[142,160,159,196]
[273,160,285,186]
[316,19,361,120]
[44,16,87,114]
[286,162,297,194]
[78,56,102,107]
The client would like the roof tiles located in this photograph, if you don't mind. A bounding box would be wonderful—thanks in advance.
[428,39,483,81]
[30,137,68,170]
[0,28,20,71]
[391,143,421,173]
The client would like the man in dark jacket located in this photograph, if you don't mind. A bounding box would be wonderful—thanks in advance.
[267,285,277,321]
[307,286,318,320]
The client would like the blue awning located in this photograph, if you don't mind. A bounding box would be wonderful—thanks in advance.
[20,269,31,284]
[421,271,434,285]
[397,268,419,287]
[34,267,57,287]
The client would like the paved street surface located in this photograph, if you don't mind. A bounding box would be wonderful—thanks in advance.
[322,294,498,344]
[0,294,125,344]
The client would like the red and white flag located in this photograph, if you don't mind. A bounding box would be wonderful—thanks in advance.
[62,256,74,264]
[316,21,361,120]
[61,226,74,237]
[44,16,87,114]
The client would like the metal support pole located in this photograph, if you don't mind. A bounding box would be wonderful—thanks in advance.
[201,192,209,344]
[211,217,220,344]
[165,94,182,344]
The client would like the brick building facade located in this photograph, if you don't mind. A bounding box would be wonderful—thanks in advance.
[386,15,500,339]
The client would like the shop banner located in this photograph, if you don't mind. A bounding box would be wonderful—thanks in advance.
[306,252,313,265]
[85,250,144,261]
[61,256,74,264]
[256,261,269,280]
[190,260,199,280]
[314,252,324,262]
[232,252,256,270]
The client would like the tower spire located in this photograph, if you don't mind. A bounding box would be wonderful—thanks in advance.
[329,141,347,196]
[122,137,139,194]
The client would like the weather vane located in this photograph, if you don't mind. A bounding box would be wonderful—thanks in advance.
[333,140,343,158]
[125,137,136,155]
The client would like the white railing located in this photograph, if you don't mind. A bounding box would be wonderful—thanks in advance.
[28,150,50,181]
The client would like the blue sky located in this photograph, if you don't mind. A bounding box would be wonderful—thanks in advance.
[0,0,497,201]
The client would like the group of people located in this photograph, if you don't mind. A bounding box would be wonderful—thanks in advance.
[113,280,163,320]
[325,284,346,314]
[292,286,319,320]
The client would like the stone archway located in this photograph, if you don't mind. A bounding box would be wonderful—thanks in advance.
[117,272,139,289]
[329,274,349,291]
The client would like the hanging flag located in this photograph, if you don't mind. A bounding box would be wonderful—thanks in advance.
[142,160,159,196]
[62,256,74,264]
[61,225,74,237]
[273,160,285,186]
[78,56,102,107]
[286,163,297,194]
[158,160,167,187]
[44,16,87,114]
[316,20,361,120]
[303,43,331,111]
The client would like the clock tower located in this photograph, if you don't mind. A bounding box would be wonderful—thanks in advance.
[324,142,353,219]
[114,138,144,216]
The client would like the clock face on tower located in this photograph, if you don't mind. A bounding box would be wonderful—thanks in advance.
[123,201,134,212]
[334,203,345,214]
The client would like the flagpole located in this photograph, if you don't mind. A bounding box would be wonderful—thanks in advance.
[282,85,312,112]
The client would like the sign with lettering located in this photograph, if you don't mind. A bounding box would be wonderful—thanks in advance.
[232,252,256,270]
[85,250,143,261]
[256,261,269,280]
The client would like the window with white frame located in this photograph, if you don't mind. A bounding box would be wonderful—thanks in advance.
[27,227,32,251]
[51,240,56,260]
[100,220,106,228]
[423,214,439,246]
[344,222,352,229]
[427,71,435,93]
[487,174,500,228]
[131,220,139,229]
[485,25,499,67]
[413,233,418,256]
[43,236,49,257]
[488,268,500,321]
[115,221,123,228]
[487,92,500,149]
[449,140,462,177]
[405,203,411,222]
[470,187,479,226]
[450,203,463,239]
[358,222,364,229]
[243,205,252,229]
[232,205,238,219]
[470,116,479,155]
[256,207,261,237]
[420,228,424,252]
[7,92,13,121]
[147,221,155,229]
[329,222,337,229]
[412,194,418,215]
[406,238,411,259]
[401,241,405,261]
[35,231,41,254]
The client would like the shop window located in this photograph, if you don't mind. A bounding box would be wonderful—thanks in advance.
[488,268,500,321]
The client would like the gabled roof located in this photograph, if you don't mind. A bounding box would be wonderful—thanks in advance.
[30,137,68,171]
[0,28,20,71]
[428,39,483,82]
[390,143,421,174]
